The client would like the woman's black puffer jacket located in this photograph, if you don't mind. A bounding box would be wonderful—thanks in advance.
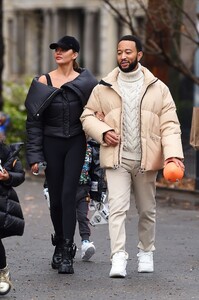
[0,142,25,239]
[25,68,98,166]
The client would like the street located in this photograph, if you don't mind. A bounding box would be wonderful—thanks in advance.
[3,174,199,300]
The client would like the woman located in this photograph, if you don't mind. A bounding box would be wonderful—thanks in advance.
[25,36,98,274]
[0,142,25,295]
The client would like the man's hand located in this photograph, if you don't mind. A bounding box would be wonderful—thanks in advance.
[164,157,185,170]
[104,130,120,146]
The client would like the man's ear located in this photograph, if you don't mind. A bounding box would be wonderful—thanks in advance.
[138,51,143,62]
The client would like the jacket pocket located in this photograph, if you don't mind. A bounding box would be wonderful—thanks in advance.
[142,133,163,171]
[100,145,119,169]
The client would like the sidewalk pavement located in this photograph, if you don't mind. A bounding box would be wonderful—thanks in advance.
[3,174,199,300]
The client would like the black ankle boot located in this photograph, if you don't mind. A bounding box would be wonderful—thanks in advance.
[58,239,76,274]
[51,234,64,269]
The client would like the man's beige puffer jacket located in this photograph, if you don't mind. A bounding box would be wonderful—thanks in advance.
[81,66,184,171]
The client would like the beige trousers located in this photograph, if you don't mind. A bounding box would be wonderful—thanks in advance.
[106,158,157,257]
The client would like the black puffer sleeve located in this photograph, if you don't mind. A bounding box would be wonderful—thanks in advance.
[25,78,60,166]
[26,111,44,166]
[3,159,25,187]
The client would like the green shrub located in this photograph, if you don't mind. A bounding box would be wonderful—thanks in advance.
[2,77,32,166]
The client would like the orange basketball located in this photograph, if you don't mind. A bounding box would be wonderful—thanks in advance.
[163,162,184,182]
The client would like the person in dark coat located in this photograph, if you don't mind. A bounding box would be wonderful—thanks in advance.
[25,35,98,275]
[0,141,25,296]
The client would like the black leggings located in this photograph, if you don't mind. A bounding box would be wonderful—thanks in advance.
[0,239,6,269]
[43,133,86,241]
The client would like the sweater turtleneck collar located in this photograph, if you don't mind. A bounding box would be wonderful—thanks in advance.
[118,63,143,83]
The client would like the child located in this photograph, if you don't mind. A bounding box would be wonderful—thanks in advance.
[0,141,25,295]
[76,142,95,261]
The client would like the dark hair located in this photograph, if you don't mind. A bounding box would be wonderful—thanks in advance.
[73,59,79,71]
[118,35,142,52]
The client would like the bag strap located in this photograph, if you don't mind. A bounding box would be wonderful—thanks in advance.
[44,73,53,86]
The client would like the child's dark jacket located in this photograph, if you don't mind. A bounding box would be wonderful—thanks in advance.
[0,142,25,238]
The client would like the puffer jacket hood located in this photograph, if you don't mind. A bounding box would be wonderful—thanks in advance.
[66,68,98,107]
[25,68,98,119]
[25,79,60,118]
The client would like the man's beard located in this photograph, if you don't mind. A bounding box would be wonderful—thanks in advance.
[118,58,138,73]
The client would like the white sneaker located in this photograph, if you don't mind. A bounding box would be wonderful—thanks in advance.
[81,240,96,261]
[109,251,128,278]
[0,266,12,296]
[43,188,50,209]
[137,250,154,273]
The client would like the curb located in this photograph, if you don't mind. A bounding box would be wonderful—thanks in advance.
[156,186,199,210]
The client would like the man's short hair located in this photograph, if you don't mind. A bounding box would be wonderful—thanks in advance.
[118,35,142,52]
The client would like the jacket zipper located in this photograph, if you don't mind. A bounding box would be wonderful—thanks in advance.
[139,78,159,173]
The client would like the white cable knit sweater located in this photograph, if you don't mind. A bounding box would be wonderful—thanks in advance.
[117,63,144,160]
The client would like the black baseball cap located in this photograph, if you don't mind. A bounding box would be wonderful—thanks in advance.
[49,36,80,52]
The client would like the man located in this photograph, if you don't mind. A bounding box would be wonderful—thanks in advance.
[80,35,184,278]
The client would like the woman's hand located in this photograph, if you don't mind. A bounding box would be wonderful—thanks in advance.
[95,112,105,122]
[31,163,39,175]
[0,169,10,181]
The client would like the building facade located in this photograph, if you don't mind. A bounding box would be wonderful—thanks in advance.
[3,0,146,80]
[3,0,198,83]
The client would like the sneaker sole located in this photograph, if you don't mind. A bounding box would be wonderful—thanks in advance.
[82,247,95,261]
[0,284,11,296]
[51,261,61,269]
[109,271,126,278]
[58,266,74,274]
[138,267,154,273]
[138,270,154,273]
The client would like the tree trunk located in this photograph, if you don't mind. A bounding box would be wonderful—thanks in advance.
[0,0,4,110]
[143,0,170,83]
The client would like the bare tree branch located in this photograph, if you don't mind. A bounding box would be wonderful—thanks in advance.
[102,0,199,85]
[124,0,136,34]
[103,0,135,30]
[172,0,199,40]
